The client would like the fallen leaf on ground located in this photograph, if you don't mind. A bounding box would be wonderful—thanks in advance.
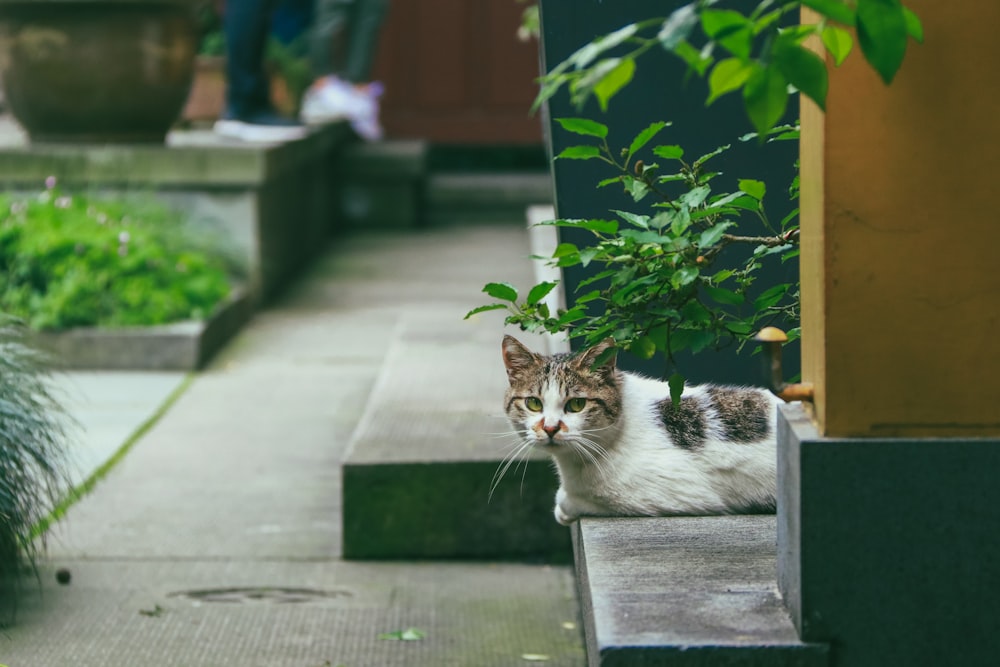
[378,627,426,641]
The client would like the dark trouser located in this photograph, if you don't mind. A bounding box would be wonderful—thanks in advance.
[224,0,279,116]
[310,0,389,83]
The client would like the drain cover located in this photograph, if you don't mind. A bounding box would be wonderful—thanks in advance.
[169,586,352,604]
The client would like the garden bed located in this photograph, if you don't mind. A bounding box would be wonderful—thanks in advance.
[29,286,253,371]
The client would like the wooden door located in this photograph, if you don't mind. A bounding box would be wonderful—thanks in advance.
[372,1,543,144]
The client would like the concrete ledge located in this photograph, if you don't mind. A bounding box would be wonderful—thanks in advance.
[427,172,553,225]
[341,312,570,562]
[336,139,428,228]
[575,516,828,667]
[30,287,253,371]
[0,117,355,300]
[778,403,1000,666]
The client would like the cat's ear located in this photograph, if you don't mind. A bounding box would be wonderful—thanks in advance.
[502,335,539,381]
[575,338,618,379]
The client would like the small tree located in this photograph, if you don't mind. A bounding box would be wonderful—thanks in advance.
[469,0,921,389]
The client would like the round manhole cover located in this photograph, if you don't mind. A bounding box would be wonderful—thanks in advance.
[168,586,352,604]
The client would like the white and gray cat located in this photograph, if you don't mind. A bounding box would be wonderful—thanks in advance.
[501,335,781,525]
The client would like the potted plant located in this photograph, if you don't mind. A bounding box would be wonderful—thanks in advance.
[0,0,200,143]
[0,317,71,624]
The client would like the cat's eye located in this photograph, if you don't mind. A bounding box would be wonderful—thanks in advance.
[524,397,543,412]
[565,397,587,413]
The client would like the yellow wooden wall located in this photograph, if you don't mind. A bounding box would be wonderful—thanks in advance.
[800,1,1000,437]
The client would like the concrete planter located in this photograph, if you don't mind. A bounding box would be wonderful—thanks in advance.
[29,286,253,371]
[0,0,199,143]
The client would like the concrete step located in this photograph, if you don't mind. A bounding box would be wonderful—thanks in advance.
[426,171,554,225]
[341,309,571,562]
[574,516,829,666]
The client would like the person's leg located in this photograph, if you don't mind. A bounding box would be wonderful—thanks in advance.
[310,0,353,79]
[223,0,274,117]
[340,0,388,84]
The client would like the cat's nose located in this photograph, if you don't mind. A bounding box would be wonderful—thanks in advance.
[542,424,561,438]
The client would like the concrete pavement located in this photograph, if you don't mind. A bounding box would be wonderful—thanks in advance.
[2,223,584,666]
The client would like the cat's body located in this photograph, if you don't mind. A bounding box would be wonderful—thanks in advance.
[501,335,780,525]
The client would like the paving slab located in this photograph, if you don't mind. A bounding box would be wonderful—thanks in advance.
[3,223,585,666]
[7,560,583,667]
[575,516,828,667]
[56,371,189,490]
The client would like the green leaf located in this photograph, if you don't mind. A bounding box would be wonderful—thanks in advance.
[753,283,791,311]
[903,7,924,43]
[704,284,745,305]
[681,300,712,324]
[658,5,699,50]
[570,23,639,69]
[632,335,657,359]
[552,243,579,258]
[594,57,637,112]
[743,65,789,136]
[483,282,517,302]
[701,9,753,60]
[679,185,711,209]
[670,206,692,236]
[544,218,618,234]
[653,145,685,160]
[620,229,668,244]
[624,177,651,202]
[557,306,587,325]
[822,25,854,66]
[671,266,699,290]
[556,145,602,160]
[707,58,755,105]
[464,303,508,319]
[527,281,558,306]
[379,628,427,641]
[668,372,685,407]
[614,210,651,230]
[555,117,608,139]
[627,121,670,160]
[578,247,602,267]
[738,178,766,201]
[773,40,829,110]
[697,222,734,248]
[800,0,856,25]
[856,0,909,84]
[693,143,732,168]
[672,40,714,77]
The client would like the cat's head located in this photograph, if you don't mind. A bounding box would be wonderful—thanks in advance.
[501,335,622,453]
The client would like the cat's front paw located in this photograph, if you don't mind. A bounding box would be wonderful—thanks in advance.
[555,505,580,526]
[554,502,578,526]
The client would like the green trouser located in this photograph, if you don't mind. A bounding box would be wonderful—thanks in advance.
[310,0,389,83]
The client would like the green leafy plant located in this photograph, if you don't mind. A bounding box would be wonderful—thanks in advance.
[0,179,240,331]
[0,318,71,622]
[468,118,800,383]
[468,0,922,390]
[535,0,923,135]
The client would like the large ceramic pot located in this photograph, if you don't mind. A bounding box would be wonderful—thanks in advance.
[0,0,198,143]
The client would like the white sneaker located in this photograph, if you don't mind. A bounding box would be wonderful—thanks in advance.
[213,109,308,143]
[301,76,384,141]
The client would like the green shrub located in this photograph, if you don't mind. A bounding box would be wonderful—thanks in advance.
[0,180,237,331]
[0,318,70,621]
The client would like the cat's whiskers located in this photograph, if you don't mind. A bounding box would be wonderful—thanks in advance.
[488,435,535,503]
